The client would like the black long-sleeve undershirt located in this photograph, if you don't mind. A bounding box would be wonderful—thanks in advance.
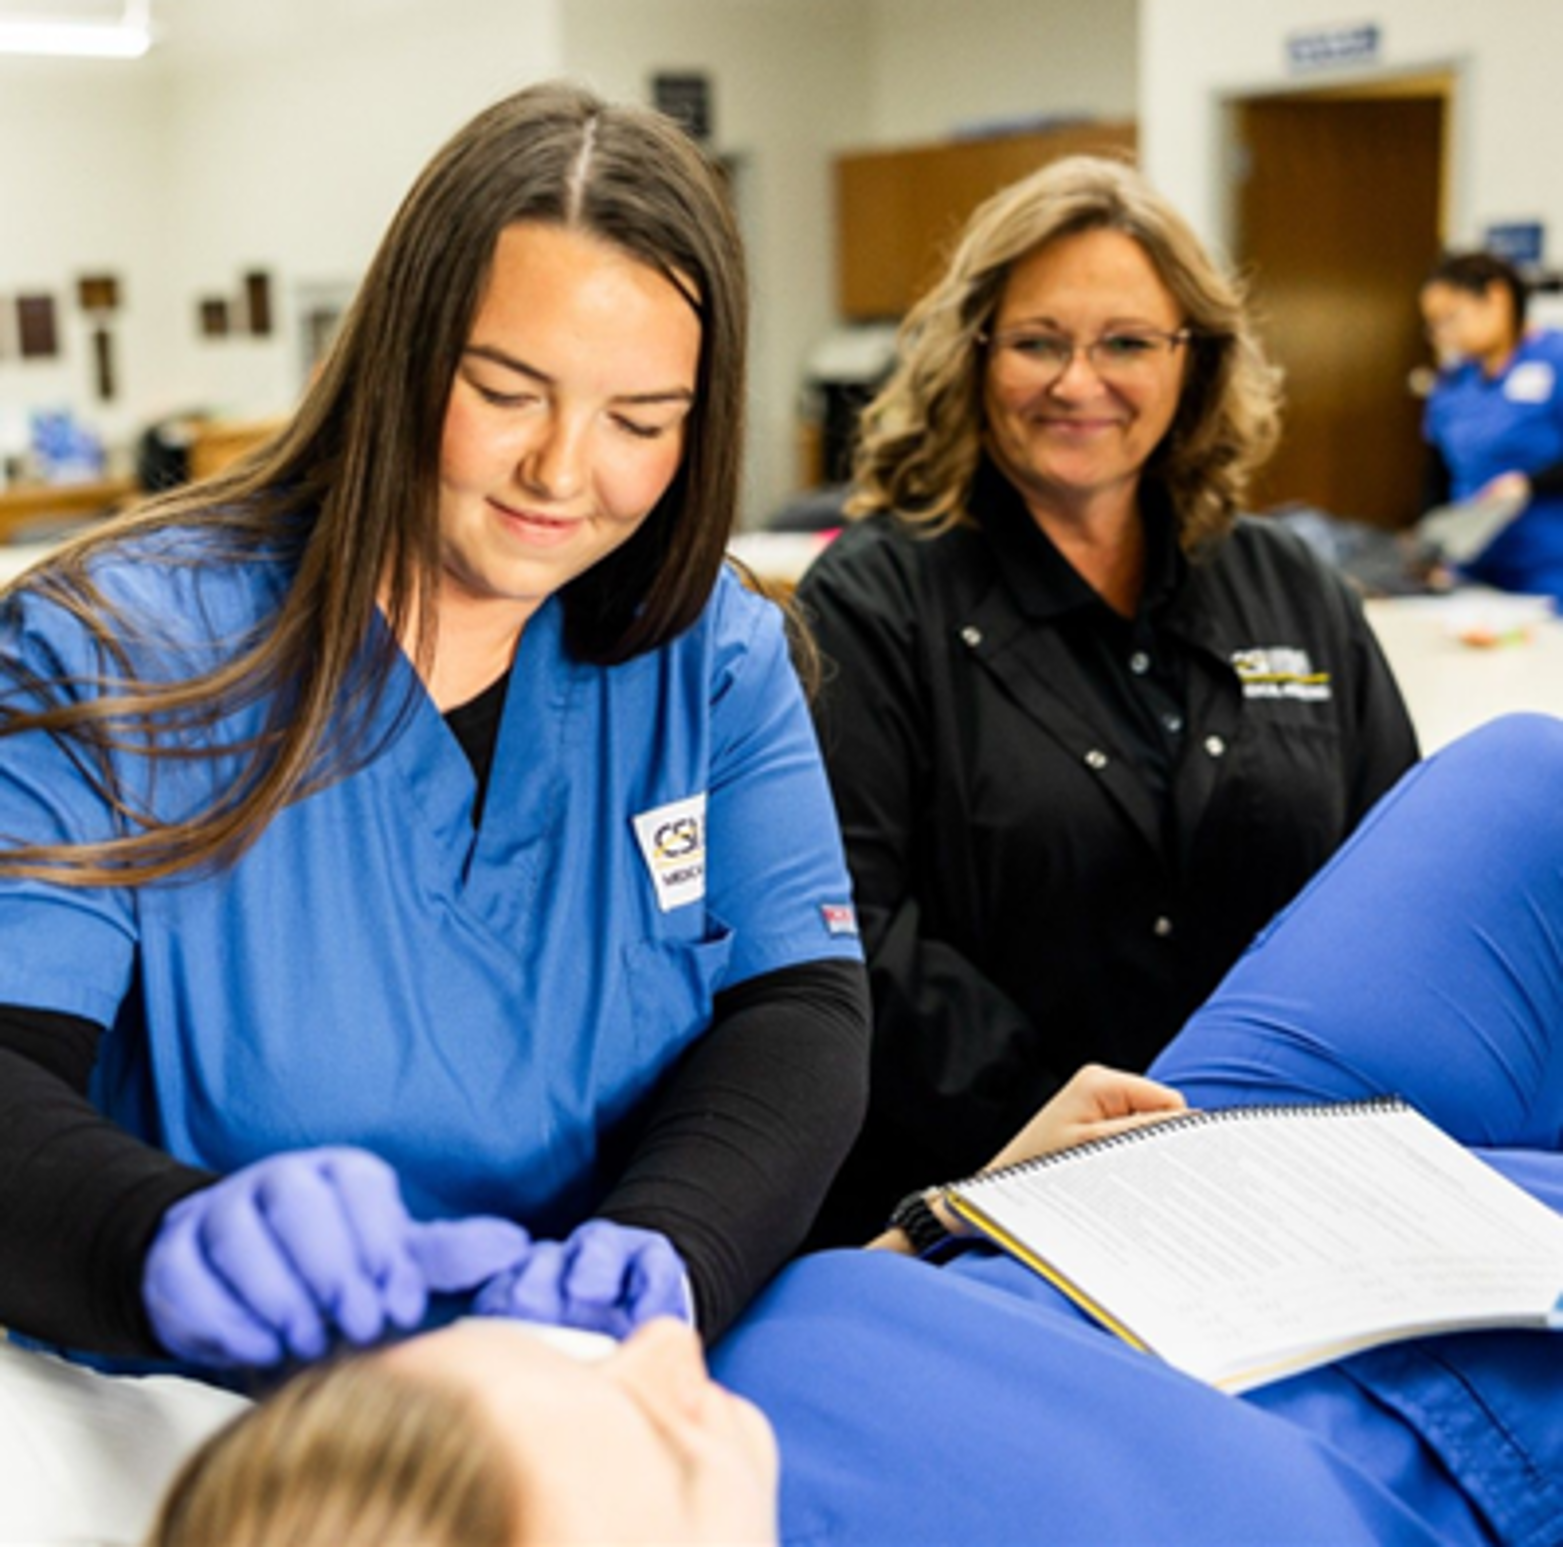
[0,960,866,1355]
[0,675,870,1355]
[600,956,868,1342]
[0,1008,213,1355]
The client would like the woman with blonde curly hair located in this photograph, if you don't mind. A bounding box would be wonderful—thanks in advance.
[798,154,1418,1245]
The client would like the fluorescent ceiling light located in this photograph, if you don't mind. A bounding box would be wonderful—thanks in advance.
[0,0,152,58]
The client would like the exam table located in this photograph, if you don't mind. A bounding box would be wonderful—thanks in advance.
[0,1338,246,1545]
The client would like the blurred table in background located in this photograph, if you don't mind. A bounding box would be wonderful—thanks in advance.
[0,417,284,560]
[727,530,839,599]
[1365,592,1563,752]
[0,476,134,544]
[729,537,1563,754]
[7,526,1560,761]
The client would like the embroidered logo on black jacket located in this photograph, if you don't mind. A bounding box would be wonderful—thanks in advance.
[1230,647,1333,702]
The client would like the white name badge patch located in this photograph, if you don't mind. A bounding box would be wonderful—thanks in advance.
[633,794,708,912]
[1505,361,1555,404]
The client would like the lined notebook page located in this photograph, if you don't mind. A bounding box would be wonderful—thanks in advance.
[948,1100,1563,1392]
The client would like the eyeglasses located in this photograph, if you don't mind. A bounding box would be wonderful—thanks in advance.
[981,327,1194,386]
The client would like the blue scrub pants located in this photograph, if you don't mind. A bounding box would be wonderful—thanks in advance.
[1154,711,1563,1152]
[718,714,1563,1546]
[1149,710,1563,1546]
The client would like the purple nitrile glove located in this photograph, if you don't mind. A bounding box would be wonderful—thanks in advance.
[143,1147,530,1370]
[472,1218,694,1339]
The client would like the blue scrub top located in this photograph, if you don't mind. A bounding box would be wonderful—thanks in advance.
[1423,328,1563,597]
[0,533,862,1234]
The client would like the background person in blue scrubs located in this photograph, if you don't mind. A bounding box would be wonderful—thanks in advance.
[150,715,1563,1547]
[1421,249,1563,599]
[0,81,868,1375]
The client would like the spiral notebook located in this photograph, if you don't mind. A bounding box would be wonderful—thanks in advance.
[944,1099,1563,1393]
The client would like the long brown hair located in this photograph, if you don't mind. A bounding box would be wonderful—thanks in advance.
[0,80,747,887]
[848,154,1281,549]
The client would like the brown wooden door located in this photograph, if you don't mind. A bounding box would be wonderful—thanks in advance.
[1233,94,1444,528]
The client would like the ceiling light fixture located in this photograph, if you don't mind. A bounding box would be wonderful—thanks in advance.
[0,0,152,59]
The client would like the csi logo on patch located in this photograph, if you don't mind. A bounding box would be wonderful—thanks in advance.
[632,794,708,912]
[653,815,702,860]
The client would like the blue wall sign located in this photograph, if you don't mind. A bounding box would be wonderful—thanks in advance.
[1483,222,1546,269]
[1286,23,1383,73]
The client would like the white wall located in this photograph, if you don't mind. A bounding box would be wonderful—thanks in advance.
[0,1,564,473]
[2,1,1550,520]
[156,0,564,420]
[1140,0,1563,264]
[0,59,166,462]
[559,0,876,521]
[0,0,1146,523]
[863,0,1137,146]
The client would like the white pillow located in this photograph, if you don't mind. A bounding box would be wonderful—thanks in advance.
[0,1339,248,1546]
[0,1321,616,1545]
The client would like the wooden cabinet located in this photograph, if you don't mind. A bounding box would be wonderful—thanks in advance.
[835,121,1137,320]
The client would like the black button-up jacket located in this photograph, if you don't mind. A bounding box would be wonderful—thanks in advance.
[798,470,1419,1241]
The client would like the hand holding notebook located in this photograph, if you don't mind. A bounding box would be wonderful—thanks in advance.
[943,1098,1563,1393]
[979,1063,1189,1175]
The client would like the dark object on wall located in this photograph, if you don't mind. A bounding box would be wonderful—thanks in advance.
[299,294,350,377]
[651,71,712,143]
[17,294,59,359]
[244,270,273,337]
[198,298,230,338]
[77,274,121,312]
[91,326,116,401]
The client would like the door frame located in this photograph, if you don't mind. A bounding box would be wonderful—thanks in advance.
[1219,65,1463,259]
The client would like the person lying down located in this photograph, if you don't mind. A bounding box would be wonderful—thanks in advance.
[152,716,1563,1547]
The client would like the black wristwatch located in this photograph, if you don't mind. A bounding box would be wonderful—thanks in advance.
[887,1187,950,1255]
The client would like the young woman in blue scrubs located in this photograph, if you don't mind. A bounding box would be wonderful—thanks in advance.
[153,714,1563,1547]
[0,82,868,1373]
[1421,249,1563,599]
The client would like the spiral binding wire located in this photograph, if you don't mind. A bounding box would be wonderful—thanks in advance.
[954,1095,1412,1191]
